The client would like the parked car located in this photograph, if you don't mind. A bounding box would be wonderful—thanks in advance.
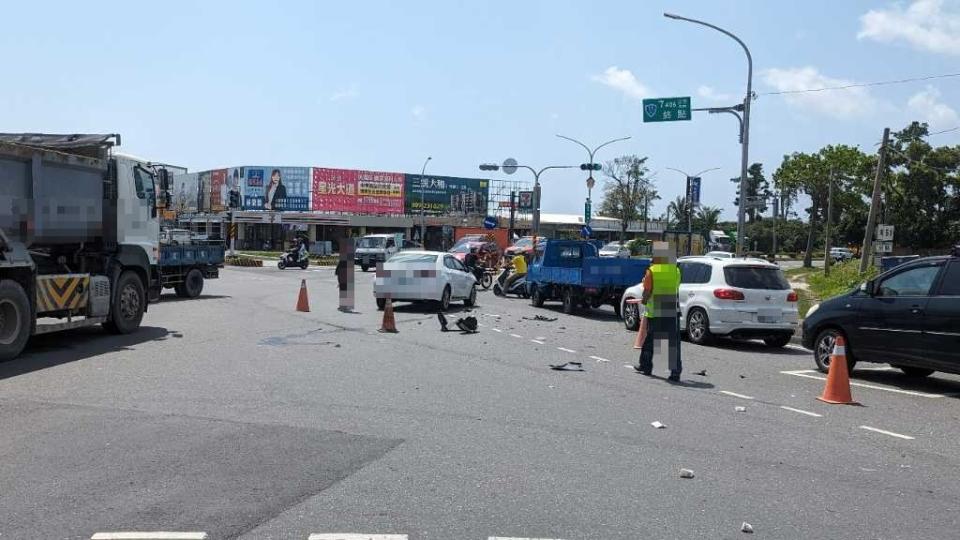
[374,251,477,311]
[802,252,960,376]
[619,256,799,347]
[599,241,631,258]
[504,236,547,259]
[451,234,485,251]
[355,233,403,271]
[830,247,855,262]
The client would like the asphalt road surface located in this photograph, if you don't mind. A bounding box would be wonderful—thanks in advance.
[2,264,959,539]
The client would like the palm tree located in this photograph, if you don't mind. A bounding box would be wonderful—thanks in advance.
[694,206,722,235]
[666,196,689,229]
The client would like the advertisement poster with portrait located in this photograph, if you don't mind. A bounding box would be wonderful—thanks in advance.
[404,174,489,216]
[242,166,310,211]
[171,173,200,214]
[197,171,212,212]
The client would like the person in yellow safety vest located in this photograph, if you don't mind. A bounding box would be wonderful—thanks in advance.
[504,253,527,290]
[634,241,682,381]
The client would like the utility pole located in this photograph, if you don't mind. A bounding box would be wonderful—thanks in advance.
[823,168,834,276]
[418,156,432,245]
[860,127,890,274]
[771,197,778,260]
[508,191,516,242]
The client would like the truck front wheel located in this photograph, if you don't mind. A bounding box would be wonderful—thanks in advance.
[104,271,145,334]
[0,280,31,361]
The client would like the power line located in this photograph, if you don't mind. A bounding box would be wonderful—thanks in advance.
[886,146,958,174]
[760,72,960,96]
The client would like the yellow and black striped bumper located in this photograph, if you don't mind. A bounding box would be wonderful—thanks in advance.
[36,274,89,314]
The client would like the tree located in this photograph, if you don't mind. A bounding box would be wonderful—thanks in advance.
[693,205,722,236]
[666,195,689,229]
[773,145,872,267]
[732,163,773,222]
[599,155,657,242]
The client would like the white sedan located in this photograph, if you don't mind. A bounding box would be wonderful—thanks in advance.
[599,241,631,258]
[373,251,477,311]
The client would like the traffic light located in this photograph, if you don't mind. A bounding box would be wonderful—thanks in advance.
[479,163,500,171]
[579,163,602,171]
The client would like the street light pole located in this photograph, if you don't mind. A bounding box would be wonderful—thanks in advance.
[418,156,431,246]
[665,12,753,257]
[556,135,631,233]
[479,162,575,243]
[666,167,720,255]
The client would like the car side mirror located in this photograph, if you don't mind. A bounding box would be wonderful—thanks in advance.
[157,168,172,209]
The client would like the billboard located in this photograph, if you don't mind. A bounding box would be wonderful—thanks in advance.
[312,168,405,215]
[242,166,310,211]
[404,174,489,216]
[210,169,227,212]
[171,173,200,214]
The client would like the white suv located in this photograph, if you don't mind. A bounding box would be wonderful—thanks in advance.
[619,256,799,348]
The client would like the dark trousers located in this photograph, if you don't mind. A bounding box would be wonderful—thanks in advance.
[637,315,682,376]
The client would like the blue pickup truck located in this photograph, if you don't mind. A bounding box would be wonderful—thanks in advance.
[158,240,225,299]
[527,240,650,316]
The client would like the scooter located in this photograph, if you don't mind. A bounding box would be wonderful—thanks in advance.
[492,267,528,297]
[278,248,309,270]
[465,261,494,289]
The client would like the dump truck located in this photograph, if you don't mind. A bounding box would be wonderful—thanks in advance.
[0,133,172,360]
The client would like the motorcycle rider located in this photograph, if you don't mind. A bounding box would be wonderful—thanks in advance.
[503,253,527,291]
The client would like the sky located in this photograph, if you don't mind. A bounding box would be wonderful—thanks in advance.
[3,0,959,220]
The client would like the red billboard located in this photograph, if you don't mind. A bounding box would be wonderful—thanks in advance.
[312,168,359,213]
[311,168,404,215]
[210,169,227,211]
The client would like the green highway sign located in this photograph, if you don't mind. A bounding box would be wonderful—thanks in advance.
[584,200,592,224]
[642,97,691,122]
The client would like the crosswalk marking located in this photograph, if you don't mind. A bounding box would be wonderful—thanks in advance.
[307,535,408,540]
[91,533,207,540]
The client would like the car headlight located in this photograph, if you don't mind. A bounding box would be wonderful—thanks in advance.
[805,303,820,318]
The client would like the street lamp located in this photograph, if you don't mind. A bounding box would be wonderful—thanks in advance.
[418,156,432,245]
[555,135,631,234]
[479,161,575,242]
[664,12,753,257]
[665,167,720,255]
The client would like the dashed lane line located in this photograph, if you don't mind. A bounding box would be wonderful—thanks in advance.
[859,425,915,440]
[779,405,823,418]
[557,347,576,354]
[719,390,755,400]
[531,339,545,345]
[489,537,567,540]
[510,333,523,339]
[91,534,208,540]
[308,535,408,540]
[590,355,610,363]
[781,370,957,398]
[491,328,503,333]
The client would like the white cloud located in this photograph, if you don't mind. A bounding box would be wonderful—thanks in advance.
[329,87,358,102]
[550,112,560,120]
[858,0,960,56]
[696,85,731,102]
[762,66,878,119]
[907,86,959,128]
[411,104,426,118]
[592,66,651,100]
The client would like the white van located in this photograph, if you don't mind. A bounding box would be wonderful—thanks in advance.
[355,233,420,271]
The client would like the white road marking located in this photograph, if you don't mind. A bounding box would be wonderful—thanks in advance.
[779,405,823,418]
[785,345,808,352]
[492,328,503,333]
[624,364,635,369]
[510,333,523,338]
[859,425,915,440]
[308,535,408,540]
[781,370,955,398]
[719,390,755,400]
[531,339,545,344]
[91,534,208,540]
[557,347,576,353]
[590,355,610,363]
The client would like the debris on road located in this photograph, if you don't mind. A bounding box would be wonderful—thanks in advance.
[679,468,695,479]
[522,315,558,322]
[455,316,479,333]
[651,421,666,429]
[550,361,584,371]
[694,369,707,376]
[735,406,746,412]
[741,522,754,533]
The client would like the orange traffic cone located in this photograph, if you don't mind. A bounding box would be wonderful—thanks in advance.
[817,335,858,405]
[296,279,310,312]
[379,298,398,333]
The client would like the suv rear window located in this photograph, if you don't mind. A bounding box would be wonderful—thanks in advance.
[723,266,790,290]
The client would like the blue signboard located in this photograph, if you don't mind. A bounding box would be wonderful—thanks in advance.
[241,166,311,211]
[581,225,593,237]
[689,176,702,207]
[483,216,498,229]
